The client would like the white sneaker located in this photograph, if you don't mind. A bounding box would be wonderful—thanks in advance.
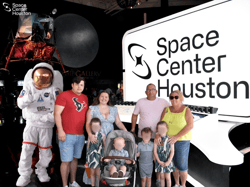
[16,175,30,187]
[173,185,180,187]
[69,181,81,187]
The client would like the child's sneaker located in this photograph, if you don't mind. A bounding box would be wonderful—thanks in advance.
[69,181,81,187]
[156,179,161,187]
[111,171,118,178]
[173,185,180,187]
[118,170,124,177]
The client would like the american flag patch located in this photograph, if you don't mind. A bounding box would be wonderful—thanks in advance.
[19,90,25,98]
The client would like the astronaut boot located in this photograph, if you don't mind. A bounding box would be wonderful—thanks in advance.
[16,175,31,187]
[36,169,50,183]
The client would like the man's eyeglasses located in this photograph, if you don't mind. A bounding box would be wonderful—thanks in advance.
[146,89,156,92]
[170,96,179,100]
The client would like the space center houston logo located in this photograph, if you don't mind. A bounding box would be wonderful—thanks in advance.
[128,43,151,79]
[2,2,31,15]
[127,29,250,100]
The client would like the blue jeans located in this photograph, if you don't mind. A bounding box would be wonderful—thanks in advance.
[59,134,85,162]
[173,141,190,172]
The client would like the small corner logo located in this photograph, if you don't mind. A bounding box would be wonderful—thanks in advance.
[3,2,11,12]
[128,43,152,80]
[2,2,31,15]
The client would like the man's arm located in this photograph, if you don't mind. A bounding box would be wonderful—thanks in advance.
[54,105,66,142]
[131,114,138,132]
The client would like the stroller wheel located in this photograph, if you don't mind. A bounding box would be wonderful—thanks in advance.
[126,180,130,185]
[101,180,107,185]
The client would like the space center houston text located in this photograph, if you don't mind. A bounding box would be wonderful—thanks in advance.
[154,29,249,99]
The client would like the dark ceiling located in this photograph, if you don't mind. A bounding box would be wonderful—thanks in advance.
[1,0,212,91]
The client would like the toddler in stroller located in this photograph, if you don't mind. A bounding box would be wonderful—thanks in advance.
[100,130,137,187]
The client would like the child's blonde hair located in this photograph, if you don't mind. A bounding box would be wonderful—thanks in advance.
[114,137,125,144]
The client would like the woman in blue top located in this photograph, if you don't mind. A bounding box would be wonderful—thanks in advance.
[86,90,127,143]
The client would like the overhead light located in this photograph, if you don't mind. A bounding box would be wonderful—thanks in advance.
[52,8,57,15]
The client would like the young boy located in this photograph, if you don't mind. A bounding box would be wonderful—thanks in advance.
[137,127,154,187]
[105,137,131,177]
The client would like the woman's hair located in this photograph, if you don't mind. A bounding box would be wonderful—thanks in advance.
[170,90,184,102]
[156,121,169,132]
[90,117,101,127]
[92,90,113,106]
[141,127,153,135]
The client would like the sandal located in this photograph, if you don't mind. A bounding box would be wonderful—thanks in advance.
[111,171,118,178]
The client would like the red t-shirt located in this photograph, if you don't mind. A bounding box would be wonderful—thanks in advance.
[55,90,88,135]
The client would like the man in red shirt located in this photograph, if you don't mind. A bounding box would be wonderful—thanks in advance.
[54,77,88,187]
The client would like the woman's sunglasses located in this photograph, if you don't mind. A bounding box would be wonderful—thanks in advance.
[170,96,179,100]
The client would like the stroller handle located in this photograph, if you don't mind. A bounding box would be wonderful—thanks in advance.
[102,156,135,165]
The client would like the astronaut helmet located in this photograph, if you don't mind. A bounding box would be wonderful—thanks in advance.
[32,67,53,89]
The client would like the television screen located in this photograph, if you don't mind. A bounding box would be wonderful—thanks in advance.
[17,80,24,86]
[0,80,4,86]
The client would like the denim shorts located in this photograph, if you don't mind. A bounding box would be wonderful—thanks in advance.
[173,141,190,172]
[59,134,85,162]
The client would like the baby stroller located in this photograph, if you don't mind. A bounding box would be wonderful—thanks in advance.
[99,130,137,187]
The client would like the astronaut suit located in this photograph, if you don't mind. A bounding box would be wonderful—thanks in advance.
[16,63,63,186]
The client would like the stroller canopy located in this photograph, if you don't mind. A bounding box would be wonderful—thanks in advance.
[103,130,136,160]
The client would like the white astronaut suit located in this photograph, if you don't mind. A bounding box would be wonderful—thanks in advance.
[16,63,63,186]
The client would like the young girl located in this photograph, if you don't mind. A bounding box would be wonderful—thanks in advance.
[154,121,175,187]
[86,118,106,187]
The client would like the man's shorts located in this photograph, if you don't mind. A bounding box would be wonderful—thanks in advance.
[173,140,190,172]
[139,163,153,179]
[59,134,85,162]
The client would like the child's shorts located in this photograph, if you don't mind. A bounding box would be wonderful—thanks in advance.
[139,163,153,178]
[107,163,125,171]
[59,134,85,162]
